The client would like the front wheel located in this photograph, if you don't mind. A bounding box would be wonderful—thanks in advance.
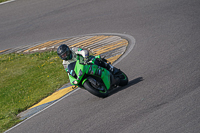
[83,81,108,98]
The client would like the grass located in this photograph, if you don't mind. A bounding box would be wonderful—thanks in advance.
[0,0,8,3]
[0,51,69,132]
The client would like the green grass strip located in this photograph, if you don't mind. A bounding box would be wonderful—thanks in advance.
[0,0,8,3]
[0,51,69,132]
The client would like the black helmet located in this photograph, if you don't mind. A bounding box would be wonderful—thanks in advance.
[57,44,72,60]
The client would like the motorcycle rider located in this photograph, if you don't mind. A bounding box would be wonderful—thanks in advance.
[57,44,117,75]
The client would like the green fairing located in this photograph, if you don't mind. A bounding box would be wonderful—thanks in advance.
[75,59,87,84]
[68,74,77,86]
[100,68,111,89]
[85,65,110,89]
[67,55,111,90]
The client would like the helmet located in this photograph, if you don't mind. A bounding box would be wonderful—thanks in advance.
[57,44,72,60]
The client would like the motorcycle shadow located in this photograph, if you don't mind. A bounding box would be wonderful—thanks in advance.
[108,77,144,97]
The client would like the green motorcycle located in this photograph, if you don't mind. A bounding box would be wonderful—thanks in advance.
[67,54,128,98]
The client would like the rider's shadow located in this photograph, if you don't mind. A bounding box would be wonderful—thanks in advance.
[108,77,144,96]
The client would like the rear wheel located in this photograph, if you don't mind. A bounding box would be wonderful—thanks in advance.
[83,81,108,98]
[116,71,128,86]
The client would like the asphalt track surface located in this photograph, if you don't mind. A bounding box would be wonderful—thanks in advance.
[1,0,200,133]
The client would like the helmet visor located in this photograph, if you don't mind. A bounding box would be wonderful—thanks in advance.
[61,53,67,58]
[61,51,71,60]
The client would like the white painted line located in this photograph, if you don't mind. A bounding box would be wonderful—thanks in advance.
[0,0,15,5]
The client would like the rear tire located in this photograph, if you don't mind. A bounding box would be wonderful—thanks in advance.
[117,71,128,86]
[83,81,108,98]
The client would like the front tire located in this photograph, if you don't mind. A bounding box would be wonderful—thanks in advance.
[83,81,108,98]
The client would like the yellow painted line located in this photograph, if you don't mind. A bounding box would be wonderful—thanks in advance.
[69,35,112,48]
[0,49,10,53]
[24,39,68,52]
[107,54,122,64]
[94,40,128,55]
[92,39,122,52]
[93,39,127,52]
[96,42,126,54]
[29,86,77,109]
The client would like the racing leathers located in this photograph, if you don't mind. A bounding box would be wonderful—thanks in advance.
[62,47,89,70]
